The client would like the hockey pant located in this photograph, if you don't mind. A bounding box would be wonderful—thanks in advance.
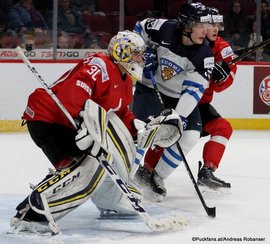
[17,112,141,225]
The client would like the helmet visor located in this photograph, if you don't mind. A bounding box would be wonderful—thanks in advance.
[211,14,224,31]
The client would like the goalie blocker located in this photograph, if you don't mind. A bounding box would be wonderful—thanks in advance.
[10,100,182,234]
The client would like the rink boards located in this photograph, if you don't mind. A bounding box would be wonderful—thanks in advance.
[0,57,269,132]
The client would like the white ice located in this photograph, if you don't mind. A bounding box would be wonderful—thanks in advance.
[0,130,270,244]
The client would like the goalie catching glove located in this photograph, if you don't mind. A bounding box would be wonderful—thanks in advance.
[75,99,108,157]
[135,108,183,149]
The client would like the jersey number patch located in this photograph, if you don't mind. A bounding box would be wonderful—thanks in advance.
[87,65,101,81]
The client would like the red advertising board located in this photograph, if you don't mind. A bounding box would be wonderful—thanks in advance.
[253,67,270,114]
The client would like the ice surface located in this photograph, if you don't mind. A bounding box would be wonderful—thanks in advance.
[0,131,269,244]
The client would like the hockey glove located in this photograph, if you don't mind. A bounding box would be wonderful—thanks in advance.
[211,60,230,84]
[135,108,182,149]
[143,47,158,79]
[160,109,188,130]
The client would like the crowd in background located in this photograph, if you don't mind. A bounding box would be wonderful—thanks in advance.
[0,0,270,61]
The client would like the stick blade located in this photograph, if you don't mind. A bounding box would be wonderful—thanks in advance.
[207,207,216,218]
[144,214,187,231]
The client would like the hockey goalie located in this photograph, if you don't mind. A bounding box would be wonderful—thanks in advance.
[9,31,183,235]
[9,101,182,235]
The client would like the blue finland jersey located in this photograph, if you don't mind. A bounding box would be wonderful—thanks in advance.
[134,18,214,118]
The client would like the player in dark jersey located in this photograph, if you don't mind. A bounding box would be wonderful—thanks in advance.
[197,7,237,189]
[132,2,214,201]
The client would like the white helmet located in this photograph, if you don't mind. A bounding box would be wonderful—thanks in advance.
[108,31,146,80]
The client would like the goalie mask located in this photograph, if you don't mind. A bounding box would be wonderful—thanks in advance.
[108,31,146,81]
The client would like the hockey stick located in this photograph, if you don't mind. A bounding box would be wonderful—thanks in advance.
[228,38,270,65]
[16,46,186,231]
[149,71,216,217]
[192,38,270,74]
[15,47,78,130]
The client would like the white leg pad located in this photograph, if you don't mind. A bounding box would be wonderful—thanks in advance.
[91,176,142,215]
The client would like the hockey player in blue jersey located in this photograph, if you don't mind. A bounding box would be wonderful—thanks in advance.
[132,2,215,201]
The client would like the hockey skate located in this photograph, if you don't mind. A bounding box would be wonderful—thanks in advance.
[133,164,152,187]
[151,170,167,198]
[134,166,167,202]
[197,162,231,189]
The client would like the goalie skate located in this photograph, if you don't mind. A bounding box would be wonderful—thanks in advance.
[8,214,51,235]
[98,208,139,219]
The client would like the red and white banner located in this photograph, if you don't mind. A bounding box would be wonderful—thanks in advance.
[253,67,270,114]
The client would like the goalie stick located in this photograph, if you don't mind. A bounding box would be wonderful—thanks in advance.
[15,46,186,232]
[149,70,216,217]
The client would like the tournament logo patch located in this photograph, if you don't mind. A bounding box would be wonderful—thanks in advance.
[221,46,234,59]
[89,57,109,82]
[259,76,270,106]
[160,58,183,81]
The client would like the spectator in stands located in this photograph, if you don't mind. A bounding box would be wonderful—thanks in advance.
[20,33,36,49]
[0,1,16,49]
[261,0,270,40]
[47,0,86,34]
[33,0,53,18]
[247,20,263,48]
[34,31,51,48]
[57,31,73,48]
[225,31,248,54]
[0,0,13,26]
[246,18,270,61]
[0,12,7,35]
[81,32,102,49]
[0,30,19,48]
[224,1,247,38]
[0,23,6,36]
[260,0,270,60]
[70,0,97,16]
[8,0,48,34]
